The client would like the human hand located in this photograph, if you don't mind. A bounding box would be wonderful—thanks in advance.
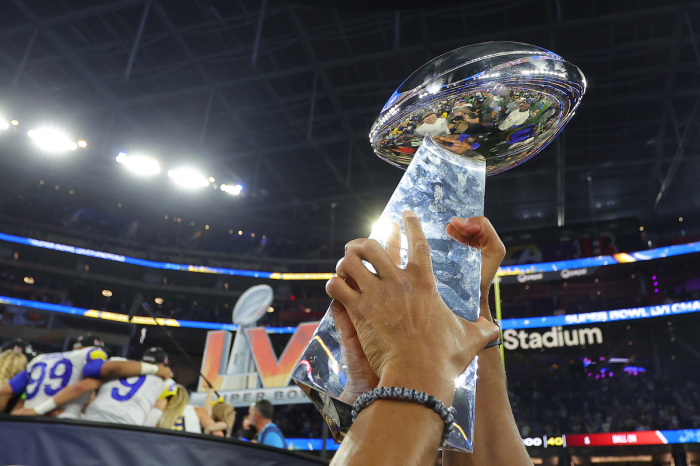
[11,408,37,416]
[327,211,499,405]
[157,366,174,380]
[333,222,401,405]
[446,216,506,321]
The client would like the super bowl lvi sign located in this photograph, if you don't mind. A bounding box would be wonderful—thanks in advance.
[192,324,318,407]
[191,285,318,407]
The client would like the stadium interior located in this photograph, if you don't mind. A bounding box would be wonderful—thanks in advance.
[1,0,700,465]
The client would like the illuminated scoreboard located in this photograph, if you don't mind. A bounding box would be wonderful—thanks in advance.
[522,436,565,448]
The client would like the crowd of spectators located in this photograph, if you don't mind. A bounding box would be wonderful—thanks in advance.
[0,188,330,265]
[510,369,700,437]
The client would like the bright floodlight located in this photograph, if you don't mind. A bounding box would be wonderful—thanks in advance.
[27,128,78,153]
[220,183,243,195]
[0,121,8,130]
[116,152,161,175]
[168,168,210,188]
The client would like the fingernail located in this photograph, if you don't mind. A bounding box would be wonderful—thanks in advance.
[452,216,469,225]
[403,210,417,218]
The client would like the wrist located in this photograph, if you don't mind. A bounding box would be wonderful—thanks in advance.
[140,362,159,375]
[379,362,455,406]
[34,397,58,415]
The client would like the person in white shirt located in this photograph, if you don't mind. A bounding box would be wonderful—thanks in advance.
[498,101,531,131]
[2,336,173,417]
[414,112,450,137]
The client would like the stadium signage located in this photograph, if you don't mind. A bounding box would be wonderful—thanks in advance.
[193,323,319,407]
[501,267,597,285]
[516,273,544,283]
[560,268,588,279]
[503,326,603,350]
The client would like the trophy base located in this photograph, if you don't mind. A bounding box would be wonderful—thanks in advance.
[294,380,353,443]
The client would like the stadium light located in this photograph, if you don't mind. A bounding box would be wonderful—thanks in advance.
[10,120,18,126]
[102,289,113,297]
[0,120,8,130]
[77,140,88,148]
[116,152,161,175]
[220,183,243,195]
[27,128,78,153]
[167,168,210,188]
[23,276,34,284]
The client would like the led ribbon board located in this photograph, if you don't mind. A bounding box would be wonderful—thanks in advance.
[287,429,700,451]
[3,294,700,333]
[1,230,699,280]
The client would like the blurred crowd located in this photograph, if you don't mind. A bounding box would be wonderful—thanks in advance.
[510,370,700,436]
[0,188,329,264]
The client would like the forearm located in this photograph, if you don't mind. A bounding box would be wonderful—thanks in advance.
[443,347,530,466]
[0,391,11,411]
[332,400,443,466]
[101,360,161,379]
[54,378,102,406]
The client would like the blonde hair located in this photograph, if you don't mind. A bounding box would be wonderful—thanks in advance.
[159,384,189,430]
[0,350,28,387]
[211,401,236,436]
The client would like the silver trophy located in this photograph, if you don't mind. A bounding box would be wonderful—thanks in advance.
[292,41,585,452]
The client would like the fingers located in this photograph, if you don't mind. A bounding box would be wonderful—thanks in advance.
[446,216,505,287]
[384,222,402,267]
[344,238,399,279]
[447,217,505,258]
[402,211,433,272]
[326,277,359,308]
[330,300,358,340]
[336,251,377,287]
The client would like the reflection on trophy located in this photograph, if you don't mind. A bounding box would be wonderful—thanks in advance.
[292,42,585,453]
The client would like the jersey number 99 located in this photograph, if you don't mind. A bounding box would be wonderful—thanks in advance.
[26,359,74,400]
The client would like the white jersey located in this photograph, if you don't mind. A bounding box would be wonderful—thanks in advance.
[22,347,107,419]
[84,358,175,425]
[173,405,202,434]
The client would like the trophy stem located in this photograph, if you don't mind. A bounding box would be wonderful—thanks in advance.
[293,135,486,453]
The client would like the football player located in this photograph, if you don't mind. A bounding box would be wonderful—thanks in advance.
[0,334,172,418]
[13,347,177,426]
[83,347,176,426]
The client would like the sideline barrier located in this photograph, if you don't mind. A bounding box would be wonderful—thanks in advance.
[2,294,700,333]
[0,416,325,466]
[1,230,699,281]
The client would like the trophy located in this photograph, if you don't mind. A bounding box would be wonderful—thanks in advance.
[291,41,585,452]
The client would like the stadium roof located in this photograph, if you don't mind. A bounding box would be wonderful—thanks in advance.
[0,0,699,242]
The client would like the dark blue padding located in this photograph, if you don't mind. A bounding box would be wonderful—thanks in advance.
[0,415,324,466]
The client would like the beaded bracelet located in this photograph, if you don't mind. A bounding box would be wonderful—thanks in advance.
[351,387,455,444]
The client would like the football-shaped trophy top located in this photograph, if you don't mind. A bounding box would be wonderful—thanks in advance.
[369,41,586,176]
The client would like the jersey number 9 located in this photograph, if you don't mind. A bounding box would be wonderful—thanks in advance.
[111,376,146,401]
